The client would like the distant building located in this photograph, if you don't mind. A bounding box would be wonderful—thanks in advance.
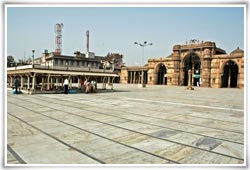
[35,50,103,70]
[121,41,244,88]
[7,50,123,93]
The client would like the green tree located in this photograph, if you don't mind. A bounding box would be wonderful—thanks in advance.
[7,56,15,67]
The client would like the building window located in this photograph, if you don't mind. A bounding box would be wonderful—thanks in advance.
[54,59,58,65]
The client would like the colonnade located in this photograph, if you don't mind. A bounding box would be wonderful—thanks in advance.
[127,71,148,84]
[7,74,82,92]
[127,71,141,84]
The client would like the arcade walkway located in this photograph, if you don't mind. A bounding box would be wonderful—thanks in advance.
[6,84,244,165]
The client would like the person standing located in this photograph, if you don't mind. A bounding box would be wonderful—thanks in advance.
[197,80,200,87]
[81,78,85,93]
[14,76,19,94]
[90,79,94,93]
[64,78,69,94]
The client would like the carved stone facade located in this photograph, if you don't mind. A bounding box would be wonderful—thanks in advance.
[121,41,244,88]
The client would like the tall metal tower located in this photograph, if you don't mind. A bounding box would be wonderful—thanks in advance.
[86,30,89,53]
[55,23,64,55]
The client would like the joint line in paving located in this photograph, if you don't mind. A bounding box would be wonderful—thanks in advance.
[8,101,244,162]
[7,104,179,164]
[7,144,27,164]
[8,113,105,164]
[22,95,244,143]
[34,95,244,133]
[122,97,244,112]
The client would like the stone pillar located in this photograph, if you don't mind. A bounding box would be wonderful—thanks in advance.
[78,77,81,88]
[41,77,44,91]
[200,67,203,87]
[237,73,240,88]
[201,44,213,87]
[108,77,110,84]
[228,70,231,88]
[51,77,53,89]
[141,70,144,85]
[203,58,212,87]
[172,45,181,86]
[102,77,107,89]
[130,72,133,84]
[47,74,51,90]
[69,76,72,89]
[187,69,194,90]
[7,76,10,87]
[152,70,158,85]
[61,77,64,88]
[56,78,59,89]
[27,76,30,89]
[20,76,24,89]
[133,71,136,84]
[32,73,36,91]
[10,76,13,87]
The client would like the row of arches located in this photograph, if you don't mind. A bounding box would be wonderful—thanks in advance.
[155,58,239,88]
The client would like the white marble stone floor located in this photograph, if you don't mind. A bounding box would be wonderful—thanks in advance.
[6,84,245,165]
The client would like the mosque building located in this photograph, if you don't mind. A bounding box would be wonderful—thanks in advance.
[120,40,244,88]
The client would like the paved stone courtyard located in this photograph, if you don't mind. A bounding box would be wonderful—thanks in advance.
[6,84,245,165]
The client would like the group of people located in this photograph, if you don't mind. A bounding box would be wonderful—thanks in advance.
[81,78,97,94]
[63,77,97,94]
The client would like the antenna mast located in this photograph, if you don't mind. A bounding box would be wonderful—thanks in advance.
[55,23,64,55]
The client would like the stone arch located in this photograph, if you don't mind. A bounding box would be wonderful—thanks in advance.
[182,51,201,86]
[155,63,167,85]
[221,60,239,88]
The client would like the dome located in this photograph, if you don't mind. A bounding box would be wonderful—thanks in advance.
[230,47,244,54]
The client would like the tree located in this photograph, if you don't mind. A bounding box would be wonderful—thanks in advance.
[18,59,23,65]
[26,57,32,64]
[7,56,15,63]
[103,53,124,69]
[7,56,15,67]
[102,53,124,83]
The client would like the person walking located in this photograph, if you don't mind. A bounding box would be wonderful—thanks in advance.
[63,78,69,94]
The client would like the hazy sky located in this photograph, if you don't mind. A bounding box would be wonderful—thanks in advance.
[7,6,244,65]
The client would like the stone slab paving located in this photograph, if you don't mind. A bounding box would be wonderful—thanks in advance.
[6,84,245,165]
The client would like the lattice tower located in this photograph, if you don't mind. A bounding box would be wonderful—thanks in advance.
[55,23,64,55]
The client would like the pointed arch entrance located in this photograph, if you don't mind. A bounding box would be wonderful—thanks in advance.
[157,64,167,85]
[183,52,201,86]
[221,60,238,88]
